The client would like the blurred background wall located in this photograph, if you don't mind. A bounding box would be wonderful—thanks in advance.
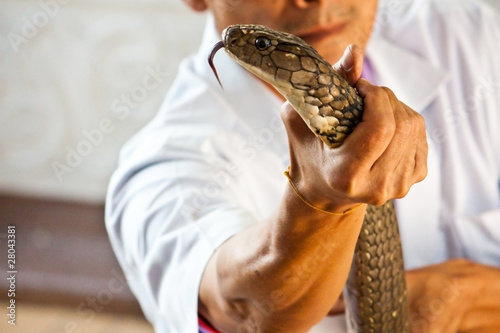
[0,0,499,331]
[0,0,206,331]
[1,0,206,203]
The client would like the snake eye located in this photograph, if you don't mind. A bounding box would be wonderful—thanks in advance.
[255,36,272,51]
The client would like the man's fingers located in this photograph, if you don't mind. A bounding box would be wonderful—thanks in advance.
[365,87,427,199]
[413,119,429,183]
[338,81,428,203]
[344,79,396,159]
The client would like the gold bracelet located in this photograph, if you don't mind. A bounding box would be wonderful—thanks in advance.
[283,167,363,216]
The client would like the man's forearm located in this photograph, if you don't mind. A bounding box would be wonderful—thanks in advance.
[198,186,366,332]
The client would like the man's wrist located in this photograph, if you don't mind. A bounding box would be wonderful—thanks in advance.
[284,167,364,216]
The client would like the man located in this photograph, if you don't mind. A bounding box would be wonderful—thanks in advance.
[106,0,500,332]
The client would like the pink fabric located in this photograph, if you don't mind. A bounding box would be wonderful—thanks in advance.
[199,315,219,333]
[361,57,376,83]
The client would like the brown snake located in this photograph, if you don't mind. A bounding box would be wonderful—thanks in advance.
[209,24,409,333]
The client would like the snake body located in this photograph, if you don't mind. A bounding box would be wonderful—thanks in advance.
[209,24,409,332]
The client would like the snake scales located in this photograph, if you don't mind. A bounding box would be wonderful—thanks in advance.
[209,24,409,333]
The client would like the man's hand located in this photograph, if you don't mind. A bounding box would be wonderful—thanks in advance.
[329,259,500,332]
[281,44,428,212]
[407,259,500,333]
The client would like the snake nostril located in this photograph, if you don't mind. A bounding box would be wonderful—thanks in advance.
[229,38,239,47]
[224,26,240,47]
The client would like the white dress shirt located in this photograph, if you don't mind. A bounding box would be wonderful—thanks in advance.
[105,0,500,332]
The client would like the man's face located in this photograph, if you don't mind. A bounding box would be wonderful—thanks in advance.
[205,0,378,64]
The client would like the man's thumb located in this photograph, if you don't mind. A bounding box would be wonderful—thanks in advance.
[280,101,316,146]
[332,44,364,85]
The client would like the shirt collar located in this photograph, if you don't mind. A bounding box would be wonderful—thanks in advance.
[366,36,450,113]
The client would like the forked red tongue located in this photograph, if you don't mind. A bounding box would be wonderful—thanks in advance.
[208,41,224,89]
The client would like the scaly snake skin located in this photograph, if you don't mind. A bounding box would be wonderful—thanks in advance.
[209,24,409,333]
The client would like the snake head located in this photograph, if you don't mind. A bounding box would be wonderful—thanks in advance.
[211,24,336,95]
[222,24,324,92]
[209,24,363,148]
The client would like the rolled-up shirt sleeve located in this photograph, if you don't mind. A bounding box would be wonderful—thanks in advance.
[106,138,258,332]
